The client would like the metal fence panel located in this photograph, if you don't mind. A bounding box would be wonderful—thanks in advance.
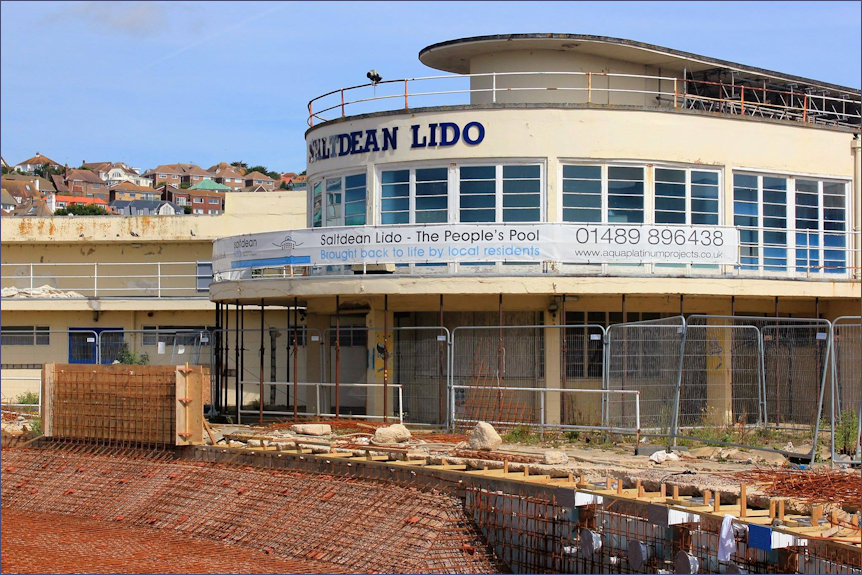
[451,325,547,429]
[832,316,861,462]
[679,324,763,429]
[606,316,686,433]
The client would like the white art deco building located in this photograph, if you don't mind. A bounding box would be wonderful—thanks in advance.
[211,34,860,426]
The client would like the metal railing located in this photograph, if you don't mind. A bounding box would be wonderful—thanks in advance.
[308,71,860,128]
[1,261,212,299]
[450,385,641,437]
[212,229,861,283]
[237,380,403,424]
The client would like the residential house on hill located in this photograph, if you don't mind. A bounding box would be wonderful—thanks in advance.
[62,169,107,200]
[109,181,161,202]
[1,190,16,213]
[161,183,225,214]
[0,179,41,205]
[208,164,246,191]
[7,197,52,217]
[142,163,211,188]
[110,199,182,216]
[243,171,276,191]
[14,152,62,174]
[82,161,151,188]
[1,173,56,194]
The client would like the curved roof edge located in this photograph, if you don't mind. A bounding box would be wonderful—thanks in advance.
[418,33,860,95]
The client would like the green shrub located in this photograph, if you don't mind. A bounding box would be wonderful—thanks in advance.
[114,343,149,365]
[15,391,39,405]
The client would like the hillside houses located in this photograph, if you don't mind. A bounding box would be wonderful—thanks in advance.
[2,152,303,216]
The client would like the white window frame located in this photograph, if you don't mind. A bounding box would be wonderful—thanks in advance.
[374,159,545,226]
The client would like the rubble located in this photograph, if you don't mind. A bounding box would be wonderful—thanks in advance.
[372,423,411,444]
[468,422,502,451]
[291,424,331,436]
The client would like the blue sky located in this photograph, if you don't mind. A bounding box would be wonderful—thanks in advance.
[1,1,859,173]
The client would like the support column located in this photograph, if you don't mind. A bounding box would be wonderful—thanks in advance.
[365,302,389,420]
[544,303,562,425]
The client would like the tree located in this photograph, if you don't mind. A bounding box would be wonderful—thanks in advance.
[230,161,248,172]
[279,181,290,190]
[1,166,9,175]
[183,206,192,214]
[54,204,108,216]
[34,163,63,178]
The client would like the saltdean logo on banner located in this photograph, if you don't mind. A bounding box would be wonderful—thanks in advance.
[213,223,739,274]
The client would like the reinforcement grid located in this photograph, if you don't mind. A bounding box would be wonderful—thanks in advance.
[1,447,503,575]
[465,488,861,574]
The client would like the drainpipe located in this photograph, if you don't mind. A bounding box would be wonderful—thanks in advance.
[852,136,861,280]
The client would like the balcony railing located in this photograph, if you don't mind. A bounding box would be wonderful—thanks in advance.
[1,261,212,299]
[212,228,861,284]
[307,71,861,129]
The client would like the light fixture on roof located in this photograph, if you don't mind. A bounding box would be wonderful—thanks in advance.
[366,69,382,85]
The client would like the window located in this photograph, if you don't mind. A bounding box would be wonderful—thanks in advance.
[193,197,204,204]
[312,172,366,227]
[380,169,410,224]
[311,180,322,227]
[208,198,219,204]
[457,164,542,223]
[734,174,787,271]
[562,164,719,226]
[193,208,204,214]
[655,168,719,225]
[795,179,847,274]
[344,173,367,225]
[208,209,219,214]
[175,197,187,206]
[607,166,644,223]
[735,173,847,274]
[562,165,602,222]
[143,326,208,346]
[1,326,49,346]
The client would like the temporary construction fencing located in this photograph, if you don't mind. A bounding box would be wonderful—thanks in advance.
[3,315,860,462]
[832,316,862,463]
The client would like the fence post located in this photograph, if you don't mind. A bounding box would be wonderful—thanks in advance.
[668,319,687,450]
[157,262,162,297]
[308,102,313,127]
[29,263,34,292]
[673,78,678,109]
[94,262,98,297]
[492,73,496,103]
[404,79,409,110]
[587,72,592,104]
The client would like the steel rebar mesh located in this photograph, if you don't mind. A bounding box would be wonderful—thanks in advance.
[1,447,503,574]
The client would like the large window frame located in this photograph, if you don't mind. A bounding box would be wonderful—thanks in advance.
[560,162,722,226]
[733,170,849,275]
[374,160,545,226]
[311,171,367,228]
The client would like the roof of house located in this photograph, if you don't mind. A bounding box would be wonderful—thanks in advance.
[65,169,103,184]
[55,195,108,206]
[241,184,271,193]
[50,174,69,193]
[110,181,156,192]
[9,197,52,217]
[16,152,61,167]
[1,189,18,206]
[143,163,208,177]
[1,173,57,192]
[0,179,40,200]
[188,179,231,191]
[244,171,274,181]
[81,161,113,173]
[111,199,181,211]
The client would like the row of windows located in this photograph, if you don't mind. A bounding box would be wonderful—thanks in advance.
[311,162,849,274]
[311,162,733,226]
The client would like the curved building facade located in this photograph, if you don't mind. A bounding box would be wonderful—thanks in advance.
[211,34,861,425]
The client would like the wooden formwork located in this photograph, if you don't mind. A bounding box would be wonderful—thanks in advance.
[42,363,207,446]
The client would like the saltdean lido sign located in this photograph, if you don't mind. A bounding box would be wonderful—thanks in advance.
[212,223,739,273]
[307,121,485,164]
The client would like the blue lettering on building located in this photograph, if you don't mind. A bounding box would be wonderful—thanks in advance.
[309,121,484,163]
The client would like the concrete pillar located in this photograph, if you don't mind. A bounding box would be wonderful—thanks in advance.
[365,306,388,419]
[705,321,734,426]
[544,310,561,425]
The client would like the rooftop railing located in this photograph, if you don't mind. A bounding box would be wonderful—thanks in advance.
[0,261,212,299]
[307,71,861,129]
